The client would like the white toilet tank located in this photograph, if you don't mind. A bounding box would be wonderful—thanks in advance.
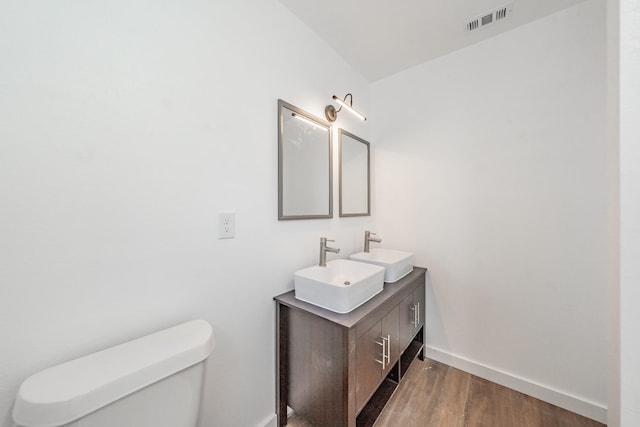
[13,320,214,427]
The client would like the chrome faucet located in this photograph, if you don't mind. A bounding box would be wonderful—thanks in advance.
[319,237,340,267]
[364,231,382,253]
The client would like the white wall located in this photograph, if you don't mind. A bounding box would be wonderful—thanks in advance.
[618,0,640,425]
[606,0,621,424]
[607,1,640,424]
[372,0,608,422]
[0,2,375,426]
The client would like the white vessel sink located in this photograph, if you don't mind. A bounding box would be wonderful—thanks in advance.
[349,248,414,283]
[294,259,385,314]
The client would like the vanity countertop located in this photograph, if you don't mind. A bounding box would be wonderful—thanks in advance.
[274,266,426,329]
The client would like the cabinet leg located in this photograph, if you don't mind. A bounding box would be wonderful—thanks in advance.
[276,304,289,426]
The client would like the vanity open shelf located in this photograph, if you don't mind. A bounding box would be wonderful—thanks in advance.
[274,267,426,427]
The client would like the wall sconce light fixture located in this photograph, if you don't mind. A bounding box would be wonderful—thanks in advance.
[325,93,367,122]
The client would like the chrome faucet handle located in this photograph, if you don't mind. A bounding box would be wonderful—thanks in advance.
[366,231,381,240]
[364,231,381,253]
[319,238,340,267]
[320,237,335,246]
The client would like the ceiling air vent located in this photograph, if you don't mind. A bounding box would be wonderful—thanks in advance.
[466,2,514,32]
[467,19,479,31]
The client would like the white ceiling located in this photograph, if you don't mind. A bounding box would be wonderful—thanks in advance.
[277,0,588,81]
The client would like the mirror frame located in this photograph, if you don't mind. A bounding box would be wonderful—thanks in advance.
[278,99,333,220]
[339,129,371,217]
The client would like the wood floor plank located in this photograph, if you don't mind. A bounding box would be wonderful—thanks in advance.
[465,374,534,427]
[376,361,465,427]
[431,362,469,427]
[286,358,605,427]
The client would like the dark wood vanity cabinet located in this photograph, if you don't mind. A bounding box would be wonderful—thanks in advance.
[275,267,426,427]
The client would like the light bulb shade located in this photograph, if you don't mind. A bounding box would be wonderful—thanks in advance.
[332,95,367,121]
[325,94,367,122]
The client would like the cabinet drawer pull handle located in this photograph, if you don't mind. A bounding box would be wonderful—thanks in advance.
[416,302,420,327]
[375,339,386,369]
[411,305,417,327]
[383,334,390,364]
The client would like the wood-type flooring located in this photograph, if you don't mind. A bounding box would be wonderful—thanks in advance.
[286,358,605,427]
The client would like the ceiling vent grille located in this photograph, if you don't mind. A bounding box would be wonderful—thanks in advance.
[466,3,513,32]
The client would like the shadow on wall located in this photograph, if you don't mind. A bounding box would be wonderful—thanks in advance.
[424,271,448,352]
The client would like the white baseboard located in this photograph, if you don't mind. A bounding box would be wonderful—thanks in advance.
[425,346,607,424]
[260,413,277,427]
[260,407,293,427]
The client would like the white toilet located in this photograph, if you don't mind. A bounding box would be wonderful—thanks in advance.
[13,320,214,427]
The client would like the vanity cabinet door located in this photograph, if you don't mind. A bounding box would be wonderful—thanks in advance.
[399,286,425,352]
[355,306,400,412]
[381,305,399,377]
[398,293,416,352]
[356,322,382,412]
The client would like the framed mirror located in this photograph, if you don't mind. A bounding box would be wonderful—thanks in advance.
[339,129,370,217]
[278,99,333,220]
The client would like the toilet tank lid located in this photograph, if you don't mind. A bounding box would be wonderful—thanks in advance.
[13,319,214,427]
